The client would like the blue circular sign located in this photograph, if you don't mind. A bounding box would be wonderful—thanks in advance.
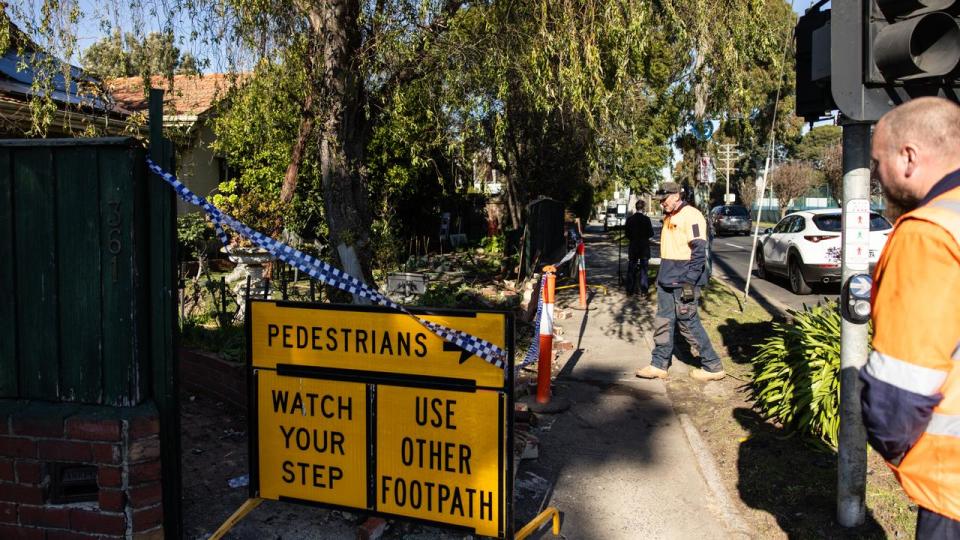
[691,120,714,141]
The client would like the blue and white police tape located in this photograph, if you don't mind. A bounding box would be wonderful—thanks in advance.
[145,157,509,369]
[515,246,578,370]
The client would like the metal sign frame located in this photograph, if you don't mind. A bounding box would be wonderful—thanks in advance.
[245,299,515,538]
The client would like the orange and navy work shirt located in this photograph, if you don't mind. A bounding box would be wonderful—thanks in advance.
[860,174,960,520]
[657,203,710,287]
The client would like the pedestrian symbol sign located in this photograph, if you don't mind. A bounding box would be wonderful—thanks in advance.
[247,300,514,538]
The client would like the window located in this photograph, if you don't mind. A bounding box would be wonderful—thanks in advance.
[773,218,792,233]
[788,216,807,233]
[813,214,841,232]
[813,212,892,232]
[723,206,750,217]
[870,213,892,231]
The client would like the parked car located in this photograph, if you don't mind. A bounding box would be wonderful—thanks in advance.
[604,206,625,231]
[755,209,892,294]
[709,205,752,235]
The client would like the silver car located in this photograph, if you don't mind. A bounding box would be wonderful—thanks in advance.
[709,205,752,236]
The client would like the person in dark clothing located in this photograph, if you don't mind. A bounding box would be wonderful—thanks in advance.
[624,200,653,294]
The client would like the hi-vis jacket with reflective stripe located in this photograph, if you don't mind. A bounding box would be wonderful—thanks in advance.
[861,178,960,521]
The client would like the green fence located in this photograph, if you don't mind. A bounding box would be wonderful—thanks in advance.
[0,138,165,405]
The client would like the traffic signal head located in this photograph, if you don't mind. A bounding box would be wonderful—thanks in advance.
[829,0,960,121]
[868,0,960,82]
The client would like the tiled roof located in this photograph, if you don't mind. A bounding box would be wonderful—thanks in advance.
[106,73,241,116]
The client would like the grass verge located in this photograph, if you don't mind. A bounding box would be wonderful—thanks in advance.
[665,278,915,538]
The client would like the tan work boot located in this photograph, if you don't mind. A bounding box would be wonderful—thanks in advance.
[635,365,668,379]
[689,368,726,382]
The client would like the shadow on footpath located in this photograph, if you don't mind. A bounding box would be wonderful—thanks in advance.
[513,365,675,539]
[512,225,688,538]
[734,408,888,539]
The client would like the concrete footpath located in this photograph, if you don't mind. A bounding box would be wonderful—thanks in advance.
[514,224,741,539]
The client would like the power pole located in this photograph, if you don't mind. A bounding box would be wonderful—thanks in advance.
[837,119,871,527]
[716,143,739,203]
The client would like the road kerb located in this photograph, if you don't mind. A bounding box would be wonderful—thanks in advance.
[678,413,752,537]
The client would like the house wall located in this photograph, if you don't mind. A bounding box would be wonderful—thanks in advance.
[176,123,220,216]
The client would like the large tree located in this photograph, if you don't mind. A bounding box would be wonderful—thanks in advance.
[82,31,198,78]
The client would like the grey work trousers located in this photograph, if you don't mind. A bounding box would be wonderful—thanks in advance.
[650,283,723,372]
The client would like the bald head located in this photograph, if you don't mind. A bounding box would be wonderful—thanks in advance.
[876,97,960,156]
[872,97,960,210]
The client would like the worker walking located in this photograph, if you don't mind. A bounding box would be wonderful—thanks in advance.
[861,97,960,538]
[635,182,724,382]
[624,200,654,295]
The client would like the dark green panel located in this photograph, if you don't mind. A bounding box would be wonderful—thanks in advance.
[150,92,182,537]
[99,147,138,405]
[131,147,150,403]
[13,148,60,398]
[56,147,103,403]
[0,149,17,396]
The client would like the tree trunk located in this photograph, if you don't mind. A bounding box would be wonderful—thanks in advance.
[303,0,375,298]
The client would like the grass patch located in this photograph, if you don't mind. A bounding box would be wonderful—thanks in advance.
[668,277,916,538]
[697,278,775,379]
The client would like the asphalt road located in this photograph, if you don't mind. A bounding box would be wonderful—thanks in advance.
[708,232,837,315]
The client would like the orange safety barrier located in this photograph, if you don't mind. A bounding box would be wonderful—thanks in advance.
[537,266,557,404]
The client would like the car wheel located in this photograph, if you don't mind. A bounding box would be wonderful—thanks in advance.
[788,255,813,295]
[756,250,767,279]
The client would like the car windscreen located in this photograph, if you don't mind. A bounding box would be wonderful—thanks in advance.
[722,206,749,217]
[813,212,892,232]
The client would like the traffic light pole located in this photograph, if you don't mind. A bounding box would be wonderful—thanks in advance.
[837,120,871,528]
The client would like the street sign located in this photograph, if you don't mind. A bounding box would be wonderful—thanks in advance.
[247,300,514,538]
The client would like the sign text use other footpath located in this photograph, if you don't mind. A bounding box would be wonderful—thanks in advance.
[247,301,514,538]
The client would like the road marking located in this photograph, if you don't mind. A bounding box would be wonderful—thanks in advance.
[723,242,748,250]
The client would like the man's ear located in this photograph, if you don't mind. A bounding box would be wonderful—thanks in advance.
[902,143,920,178]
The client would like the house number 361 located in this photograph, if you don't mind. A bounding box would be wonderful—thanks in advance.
[107,201,122,282]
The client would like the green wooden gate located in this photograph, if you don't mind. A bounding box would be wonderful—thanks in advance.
[0,90,180,535]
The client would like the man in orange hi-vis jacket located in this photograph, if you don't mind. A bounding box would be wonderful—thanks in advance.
[861,96,960,538]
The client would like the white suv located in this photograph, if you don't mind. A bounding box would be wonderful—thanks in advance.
[755,209,892,294]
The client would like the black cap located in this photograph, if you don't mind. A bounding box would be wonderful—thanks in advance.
[656,182,682,199]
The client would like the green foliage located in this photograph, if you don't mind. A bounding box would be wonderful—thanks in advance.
[794,125,842,163]
[750,302,844,448]
[180,317,246,362]
[479,234,504,256]
[81,30,198,79]
[177,213,215,261]
[210,53,324,242]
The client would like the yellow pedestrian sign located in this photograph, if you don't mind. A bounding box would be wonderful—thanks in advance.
[247,300,513,538]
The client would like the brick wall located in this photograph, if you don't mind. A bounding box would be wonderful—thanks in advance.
[0,401,164,539]
[179,349,246,410]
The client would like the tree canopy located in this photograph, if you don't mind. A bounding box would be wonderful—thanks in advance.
[9,0,802,284]
[81,31,199,79]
